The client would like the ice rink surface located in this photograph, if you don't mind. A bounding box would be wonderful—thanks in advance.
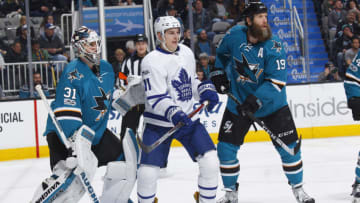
[1,136,360,203]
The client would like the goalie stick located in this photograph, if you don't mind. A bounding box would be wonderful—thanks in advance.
[35,84,100,203]
[226,92,301,156]
[137,101,208,153]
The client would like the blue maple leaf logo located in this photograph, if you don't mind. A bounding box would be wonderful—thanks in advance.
[171,68,192,102]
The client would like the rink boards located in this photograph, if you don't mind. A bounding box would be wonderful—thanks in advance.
[0,82,359,161]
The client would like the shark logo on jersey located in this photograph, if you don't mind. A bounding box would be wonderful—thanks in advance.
[272,40,282,53]
[171,68,192,102]
[223,120,233,133]
[234,54,261,84]
[92,87,111,121]
[67,69,84,82]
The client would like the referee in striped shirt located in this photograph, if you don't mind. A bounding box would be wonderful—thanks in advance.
[118,34,148,139]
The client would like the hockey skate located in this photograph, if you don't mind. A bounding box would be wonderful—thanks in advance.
[351,182,360,203]
[292,185,315,203]
[216,183,239,203]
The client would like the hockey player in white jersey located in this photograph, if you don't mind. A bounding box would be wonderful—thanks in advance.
[137,16,220,203]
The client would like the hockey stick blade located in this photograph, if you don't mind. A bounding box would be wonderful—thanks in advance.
[138,101,208,153]
[227,92,301,156]
[35,84,101,203]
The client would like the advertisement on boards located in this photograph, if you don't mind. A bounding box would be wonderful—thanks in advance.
[0,100,35,149]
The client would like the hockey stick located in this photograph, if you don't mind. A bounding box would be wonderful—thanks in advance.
[35,84,100,203]
[137,101,208,153]
[226,92,301,156]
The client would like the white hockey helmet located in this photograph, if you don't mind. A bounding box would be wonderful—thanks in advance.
[154,16,182,43]
[71,26,101,66]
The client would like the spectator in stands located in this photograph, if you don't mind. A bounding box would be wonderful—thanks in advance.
[30,0,53,17]
[19,70,49,98]
[16,16,35,38]
[335,24,355,77]
[16,25,31,55]
[347,0,360,21]
[4,40,26,63]
[39,14,64,43]
[208,0,234,24]
[337,10,360,36]
[345,36,360,69]
[318,61,341,81]
[0,0,24,18]
[227,0,245,24]
[188,0,213,33]
[196,68,205,81]
[112,48,126,80]
[31,39,49,61]
[125,40,135,57]
[39,23,67,61]
[198,52,212,79]
[180,28,191,48]
[194,29,216,61]
[329,0,347,31]
[322,0,335,17]
[157,0,176,17]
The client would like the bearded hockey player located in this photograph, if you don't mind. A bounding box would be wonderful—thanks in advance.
[210,1,315,203]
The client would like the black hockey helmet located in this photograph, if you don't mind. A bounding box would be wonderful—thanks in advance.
[243,1,267,18]
[134,34,148,43]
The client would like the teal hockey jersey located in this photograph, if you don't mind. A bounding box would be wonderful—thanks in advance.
[44,59,114,145]
[344,52,360,99]
[215,25,288,117]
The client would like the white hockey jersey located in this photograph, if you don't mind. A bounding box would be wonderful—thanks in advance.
[141,44,201,127]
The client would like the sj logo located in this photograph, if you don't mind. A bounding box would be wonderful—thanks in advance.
[223,120,233,133]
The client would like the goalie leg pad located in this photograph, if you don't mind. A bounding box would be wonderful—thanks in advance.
[137,164,160,203]
[100,129,138,202]
[100,160,136,203]
[31,161,85,203]
[196,150,219,202]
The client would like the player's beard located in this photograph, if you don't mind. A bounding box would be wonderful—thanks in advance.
[249,23,272,42]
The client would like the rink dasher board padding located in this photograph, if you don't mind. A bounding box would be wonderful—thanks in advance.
[0,82,359,161]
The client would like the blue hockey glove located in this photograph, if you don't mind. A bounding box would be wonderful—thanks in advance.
[209,68,230,94]
[198,80,219,111]
[348,97,360,121]
[171,110,193,126]
[236,94,262,116]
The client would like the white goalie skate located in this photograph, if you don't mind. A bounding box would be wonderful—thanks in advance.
[216,183,239,203]
[351,183,360,203]
[292,185,315,203]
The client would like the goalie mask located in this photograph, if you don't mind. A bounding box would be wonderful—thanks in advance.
[72,26,101,66]
[154,16,182,52]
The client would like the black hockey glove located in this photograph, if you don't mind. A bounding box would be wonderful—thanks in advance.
[348,97,360,121]
[236,94,262,117]
[209,68,230,94]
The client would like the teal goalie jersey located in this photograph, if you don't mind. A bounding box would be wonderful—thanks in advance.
[44,59,114,145]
